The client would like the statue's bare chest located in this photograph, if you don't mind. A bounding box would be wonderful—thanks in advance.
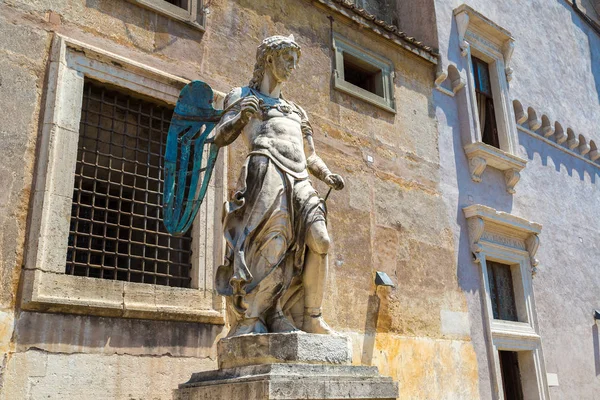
[242,96,306,171]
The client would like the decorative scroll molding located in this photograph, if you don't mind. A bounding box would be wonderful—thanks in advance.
[525,235,540,274]
[504,169,521,194]
[464,142,527,193]
[512,100,600,167]
[455,10,470,57]
[467,216,485,261]
[502,40,515,82]
[468,156,487,183]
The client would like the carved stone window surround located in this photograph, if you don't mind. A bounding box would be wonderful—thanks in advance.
[332,33,396,113]
[452,5,526,193]
[127,0,206,30]
[21,34,226,324]
[463,205,549,400]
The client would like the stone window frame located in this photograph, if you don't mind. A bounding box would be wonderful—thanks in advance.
[332,33,396,113]
[128,0,206,30]
[463,205,550,400]
[21,33,226,324]
[453,4,527,194]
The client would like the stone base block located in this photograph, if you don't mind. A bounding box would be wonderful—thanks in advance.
[217,332,352,369]
[173,363,398,400]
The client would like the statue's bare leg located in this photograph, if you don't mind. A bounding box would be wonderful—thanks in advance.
[303,220,335,334]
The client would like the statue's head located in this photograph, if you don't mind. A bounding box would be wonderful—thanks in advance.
[249,35,302,90]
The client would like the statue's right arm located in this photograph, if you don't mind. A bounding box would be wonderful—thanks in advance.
[214,88,258,147]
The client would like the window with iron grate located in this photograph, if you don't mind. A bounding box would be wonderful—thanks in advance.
[66,80,192,288]
[486,260,518,321]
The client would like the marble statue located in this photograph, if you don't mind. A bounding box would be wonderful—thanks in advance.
[213,35,345,337]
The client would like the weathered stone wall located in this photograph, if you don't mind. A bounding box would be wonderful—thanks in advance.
[0,0,482,399]
[434,0,600,398]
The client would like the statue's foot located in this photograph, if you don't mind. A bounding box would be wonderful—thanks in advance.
[302,308,336,335]
[229,318,268,337]
[267,311,299,333]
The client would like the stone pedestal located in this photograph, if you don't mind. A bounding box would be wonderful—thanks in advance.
[173,333,398,400]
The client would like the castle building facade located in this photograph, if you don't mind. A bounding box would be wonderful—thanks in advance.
[0,0,598,399]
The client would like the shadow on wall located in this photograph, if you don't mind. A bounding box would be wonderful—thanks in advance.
[361,292,381,366]
[13,312,224,357]
[593,323,600,376]
[434,88,511,400]
[519,129,600,184]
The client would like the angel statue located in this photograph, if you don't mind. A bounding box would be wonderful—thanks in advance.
[162,35,344,337]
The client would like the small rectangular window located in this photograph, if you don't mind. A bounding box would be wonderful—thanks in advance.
[332,34,395,113]
[128,0,204,29]
[343,52,384,97]
[472,56,500,148]
[498,351,524,400]
[487,261,518,321]
[66,81,193,288]
[165,0,188,10]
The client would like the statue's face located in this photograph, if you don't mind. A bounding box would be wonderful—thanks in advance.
[268,48,298,83]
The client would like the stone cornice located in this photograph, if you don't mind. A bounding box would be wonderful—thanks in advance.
[463,205,542,235]
[463,205,541,270]
[513,100,600,167]
[312,0,438,64]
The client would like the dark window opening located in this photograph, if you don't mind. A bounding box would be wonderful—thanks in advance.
[472,56,500,148]
[343,52,384,97]
[165,0,189,10]
[487,261,518,321]
[499,351,524,400]
[66,80,193,288]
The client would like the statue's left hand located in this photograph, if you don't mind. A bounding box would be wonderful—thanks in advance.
[324,174,345,190]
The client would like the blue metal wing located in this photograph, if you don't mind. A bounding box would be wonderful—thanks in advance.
[163,80,222,236]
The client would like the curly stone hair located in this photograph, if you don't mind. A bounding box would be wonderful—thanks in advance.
[249,35,302,90]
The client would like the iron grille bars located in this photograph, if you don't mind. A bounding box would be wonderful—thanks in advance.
[66,80,192,288]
